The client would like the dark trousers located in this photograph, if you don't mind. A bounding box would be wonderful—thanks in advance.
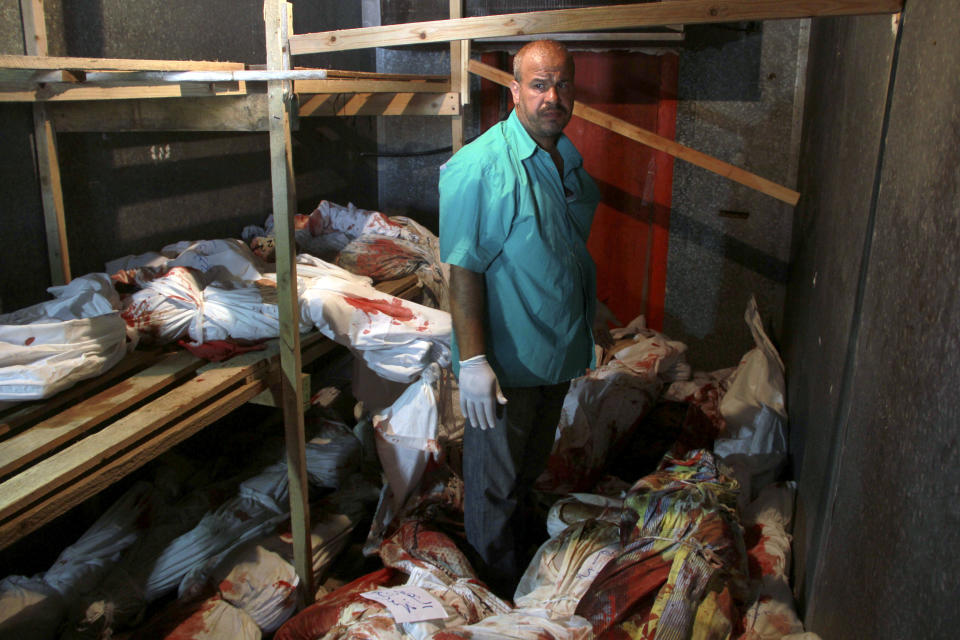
[463,380,570,595]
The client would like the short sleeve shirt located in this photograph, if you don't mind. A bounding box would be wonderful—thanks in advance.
[439,109,601,387]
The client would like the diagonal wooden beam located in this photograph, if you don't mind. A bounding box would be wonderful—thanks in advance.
[470,59,800,206]
[290,0,902,54]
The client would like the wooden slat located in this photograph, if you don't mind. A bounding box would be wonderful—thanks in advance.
[0,350,160,437]
[0,351,202,478]
[321,69,448,82]
[450,0,464,152]
[0,378,267,549]
[18,0,46,55]
[265,0,314,602]
[47,94,271,132]
[20,0,70,285]
[289,0,902,54]
[294,78,449,93]
[475,31,686,44]
[0,350,272,523]
[0,81,246,102]
[297,91,459,117]
[0,54,244,72]
[470,59,800,206]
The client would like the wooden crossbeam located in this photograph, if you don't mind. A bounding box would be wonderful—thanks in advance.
[470,59,800,206]
[290,0,902,54]
[297,91,459,117]
[294,77,449,93]
[0,82,245,102]
[0,352,272,523]
[0,351,202,478]
[46,95,271,132]
[0,54,244,72]
[0,378,267,549]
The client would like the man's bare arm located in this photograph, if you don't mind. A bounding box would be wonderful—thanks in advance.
[449,264,487,359]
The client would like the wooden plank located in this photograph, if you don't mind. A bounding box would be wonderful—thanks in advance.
[18,0,46,55]
[290,0,902,54]
[0,352,271,523]
[0,350,160,437]
[470,59,800,206]
[265,0,314,602]
[0,378,267,550]
[80,69,327,83]
[294,78,449,93]
[475,31,686,44]
[0,81,246,102]
[0,351,202,478]
[450,0,464,152]
[0,54,244,72]
[297,91,459,117]
[460,38,471,105]
[47,94,271,132]
[20,0,69,285]
[321,69,447,82]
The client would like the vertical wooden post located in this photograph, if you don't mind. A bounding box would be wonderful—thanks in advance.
[449,0,464,152]
[21,0,70,285]
[264,0,314,603]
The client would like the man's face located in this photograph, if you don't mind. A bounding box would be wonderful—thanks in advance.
[510,46,575,147]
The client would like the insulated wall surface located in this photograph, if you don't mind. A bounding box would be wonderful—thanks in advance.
[0,1,377,311]
[666,19,805,371]
[783,10,898,608]
[785,1,960,637]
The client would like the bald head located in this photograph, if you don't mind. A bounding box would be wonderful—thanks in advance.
[513,39,574,83]
[509,39,576,149]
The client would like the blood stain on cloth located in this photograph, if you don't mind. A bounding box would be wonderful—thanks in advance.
[745,523,778,578]
[165,596,220,639]
[343,295,415,322]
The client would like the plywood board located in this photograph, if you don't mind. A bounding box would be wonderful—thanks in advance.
[290,0,902,54]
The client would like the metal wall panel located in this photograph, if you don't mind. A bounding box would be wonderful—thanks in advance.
[787,1,960,636]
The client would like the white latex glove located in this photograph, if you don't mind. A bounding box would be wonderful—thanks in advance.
[458,354,507,430]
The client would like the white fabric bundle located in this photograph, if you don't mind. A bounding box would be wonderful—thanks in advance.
[145,463,291,602]
[545,493,624,539]
[43,482,155,602]
[0,575,66,640]
[0,273,127,400]
[738,482,812,640]
[374,364,441,513]
[514,519,621,616]
[423,608,594,640]
[304,418,362,489]
[162,596,262,640]
[535,345,667,494]
[213,545,299,633]
[187,277,313,343]
[300,275,451,383]
[258,510,357,589]
[120,266,204,344]
[162,238,268,284]
[715,297,789,505]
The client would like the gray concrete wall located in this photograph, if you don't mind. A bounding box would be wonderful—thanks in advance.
[665,20,807,371]
[0,1,375,312]
[785,1,960,636]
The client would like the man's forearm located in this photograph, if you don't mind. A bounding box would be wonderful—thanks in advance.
[449,264,487,360]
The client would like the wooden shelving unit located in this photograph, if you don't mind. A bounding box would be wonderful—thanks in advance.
[0,0,902,603]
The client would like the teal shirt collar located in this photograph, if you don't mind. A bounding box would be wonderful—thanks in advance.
[504,109,584,179]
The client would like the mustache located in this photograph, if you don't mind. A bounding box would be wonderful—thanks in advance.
[539,104,568,115]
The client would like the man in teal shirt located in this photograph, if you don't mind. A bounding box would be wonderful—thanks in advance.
[439,39,607,595]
